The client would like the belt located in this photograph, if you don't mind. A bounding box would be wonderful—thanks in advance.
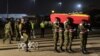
[54,29,62,32]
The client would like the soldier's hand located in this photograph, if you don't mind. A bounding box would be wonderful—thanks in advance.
[57,26,59,28]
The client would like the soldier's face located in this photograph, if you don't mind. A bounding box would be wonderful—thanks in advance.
[82,21,85,24]
[67,19,69,22]
[55,19,58,22]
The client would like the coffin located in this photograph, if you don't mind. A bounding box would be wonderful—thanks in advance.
[50,13,90,24]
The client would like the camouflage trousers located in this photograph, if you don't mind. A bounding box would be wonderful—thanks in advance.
[3,32,11,44]
[79,32,88,51]
[53,30,64,50]
[64,30,74,50]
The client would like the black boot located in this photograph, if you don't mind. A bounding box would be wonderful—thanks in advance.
[65,48,70,53]
[60,47,64,52]
[3,40,5,44]
[54,48,60,53]
[82,48,88,54]
[82,50,88,54]
[68,47,74,53]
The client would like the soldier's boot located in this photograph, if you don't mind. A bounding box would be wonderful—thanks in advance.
[54,41,59,52]
[54,47,57,51]
[82,47,88,54]
[65,47,70,53]
[25,47,30,52]
[65,39,70,52]
[67,44,74,53]
[54,43,60,53]
[68,42,74,52]
[54,47,60,53]
[82,50,88,54]
[9,37,12,44]
[59,40,64,52]
[25,48,30,52]
[59,47,64,52]
[9,41,12,44]
[69,47,74,52]
[3,37,7,44]
[25,42,30,52]
[3,39,5,44]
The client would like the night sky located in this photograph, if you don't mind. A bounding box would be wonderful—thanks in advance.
[0,0,100,14]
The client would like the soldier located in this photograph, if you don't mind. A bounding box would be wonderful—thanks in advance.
[15,19,20,41]
[3,18,12,44]
[64,17,75,52]
[53,17,64,52]
[78,19,89,54]
[18,19,22,41]
[10,18,15,41]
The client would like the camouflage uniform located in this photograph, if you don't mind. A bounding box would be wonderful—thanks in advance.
[15,20,19,41]
[64,19,75,52]
[78,20,89,54]
[3,20,12,44]
[53,19,64,52]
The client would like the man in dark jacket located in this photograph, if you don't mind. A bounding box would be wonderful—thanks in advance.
[22,19,31,52]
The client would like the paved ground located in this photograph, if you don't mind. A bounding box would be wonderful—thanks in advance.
[0,35,100,56]
[0,29,100,56]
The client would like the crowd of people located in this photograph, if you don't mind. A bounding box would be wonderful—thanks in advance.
[3,18,46,51]
[2,17,91,54]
